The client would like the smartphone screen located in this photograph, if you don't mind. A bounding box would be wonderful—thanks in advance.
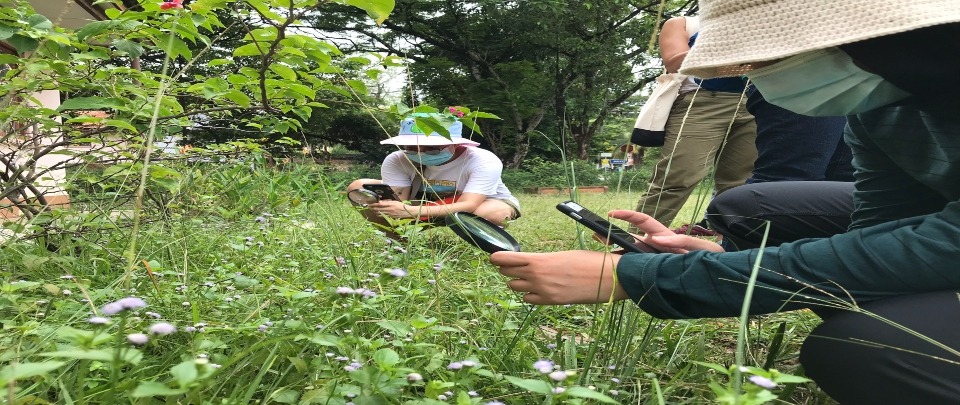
[556,201,656,253]
[363,184,399,201]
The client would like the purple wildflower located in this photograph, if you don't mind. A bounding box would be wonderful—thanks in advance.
[101,302,124,316]
[552,387,566,394]
[115,297,146,310]
[335,257,346,266]
[533,359,554,373]
[335,287,354,296]
[548,370,568,381]
[88,316,110,325]
[127,333,149,346]
[749,375,778,389]
[388,268,408,277]
[149,322,177,335]
[407,372,423,382]
[447,362,463,370]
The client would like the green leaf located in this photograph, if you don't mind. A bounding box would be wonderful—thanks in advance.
[131,381,188,397]
[376,320,412,336]
[224,90,251,107]
[8,34,38,54]
[503,376,553,395]
[105,119,139,133]
[233,43,266,57]
[26,14,53,30]
[21,254,50,271]
[345,79,367,95]
[337,0,395,25]
[0,24,17,40]
[563,386,619,404]
[0,54,19,64]
[169,360,199,388]
[113,39,144,58]
[269,389,299,404]
[0,362,66,385]
[269,64,298,80]
[373,348,400,368]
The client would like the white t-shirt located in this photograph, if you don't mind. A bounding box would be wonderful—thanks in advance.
[381,146,520,208]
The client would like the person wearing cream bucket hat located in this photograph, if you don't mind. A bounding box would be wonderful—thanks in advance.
[347,113,519,239]
[490,1,960,403]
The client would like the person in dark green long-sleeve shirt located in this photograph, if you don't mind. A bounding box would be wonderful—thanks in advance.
[491,1,960,403]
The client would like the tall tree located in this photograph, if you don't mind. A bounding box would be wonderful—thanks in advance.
[310,0,695,167]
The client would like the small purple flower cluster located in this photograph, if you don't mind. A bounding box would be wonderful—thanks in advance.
[100,297,147,315]
[334,286,377,299]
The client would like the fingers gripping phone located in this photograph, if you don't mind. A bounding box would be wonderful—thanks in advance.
[363,184,399,201]
[556,201,646,253]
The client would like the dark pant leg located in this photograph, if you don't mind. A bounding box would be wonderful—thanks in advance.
[800,291,960,405]
[744,86,852,183]
[706,181,854,251]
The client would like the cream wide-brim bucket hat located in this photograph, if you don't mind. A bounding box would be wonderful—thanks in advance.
[679,0,960,79]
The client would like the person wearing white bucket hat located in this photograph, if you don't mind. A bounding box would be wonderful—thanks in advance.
[347,112,519,238]
[491,1,960,402]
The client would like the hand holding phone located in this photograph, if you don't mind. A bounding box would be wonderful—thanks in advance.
[363,184,399,201]
[556,201,660,253]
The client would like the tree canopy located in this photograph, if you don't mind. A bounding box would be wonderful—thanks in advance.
[311,0,697,167]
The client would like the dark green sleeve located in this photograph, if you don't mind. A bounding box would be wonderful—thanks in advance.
[617,105,960,319]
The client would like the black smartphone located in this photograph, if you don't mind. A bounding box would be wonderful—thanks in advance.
[363,184,399,201]
[556,201,655,253]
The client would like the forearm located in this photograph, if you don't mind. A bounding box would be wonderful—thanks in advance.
[617,203,960,319]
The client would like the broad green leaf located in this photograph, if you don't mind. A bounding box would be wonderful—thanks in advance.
[26,14,52,30]
[376,320,412,336]
[563,386,619,404]
[169,360,199,388]
[105,119,138,133]
[373,348,400,368]
[233,43,266,57]
[337,0,395,25]
[503,376,553,395]
[131,381,188,397]
[8,34,38,54]
[0,362,66,385]
[224,90,251,107]
[0,24,17,40]
[345,79,367,95]
[21,254,50,271]
[113,39,144,58]
[269,64,297,80]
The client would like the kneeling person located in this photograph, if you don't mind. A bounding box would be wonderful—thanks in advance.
[347,114,520,236]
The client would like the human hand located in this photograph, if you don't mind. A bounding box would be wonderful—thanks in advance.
[490,250,630,305]
[369,200,415,219]
[608,210,724,254]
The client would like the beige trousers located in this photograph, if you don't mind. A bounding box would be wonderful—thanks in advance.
[635,90,757,226]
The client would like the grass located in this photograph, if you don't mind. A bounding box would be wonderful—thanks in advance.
[0,161,830,404]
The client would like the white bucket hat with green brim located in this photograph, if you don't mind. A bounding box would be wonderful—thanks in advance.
[679,0,960,79]
[380,113,480,146]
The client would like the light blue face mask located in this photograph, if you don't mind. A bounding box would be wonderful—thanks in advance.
[745,47,911,116]
[405,147,454,166]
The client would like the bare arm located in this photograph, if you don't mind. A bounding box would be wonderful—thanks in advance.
[659,17,692,73]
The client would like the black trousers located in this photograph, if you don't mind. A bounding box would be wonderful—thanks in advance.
[706,182,960,403]
[706,181,855,251]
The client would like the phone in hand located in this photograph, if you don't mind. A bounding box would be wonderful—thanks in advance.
[556,201,658,253]
[363,184,399,201]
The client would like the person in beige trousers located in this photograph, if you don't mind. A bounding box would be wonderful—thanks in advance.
[634,16,756,228]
